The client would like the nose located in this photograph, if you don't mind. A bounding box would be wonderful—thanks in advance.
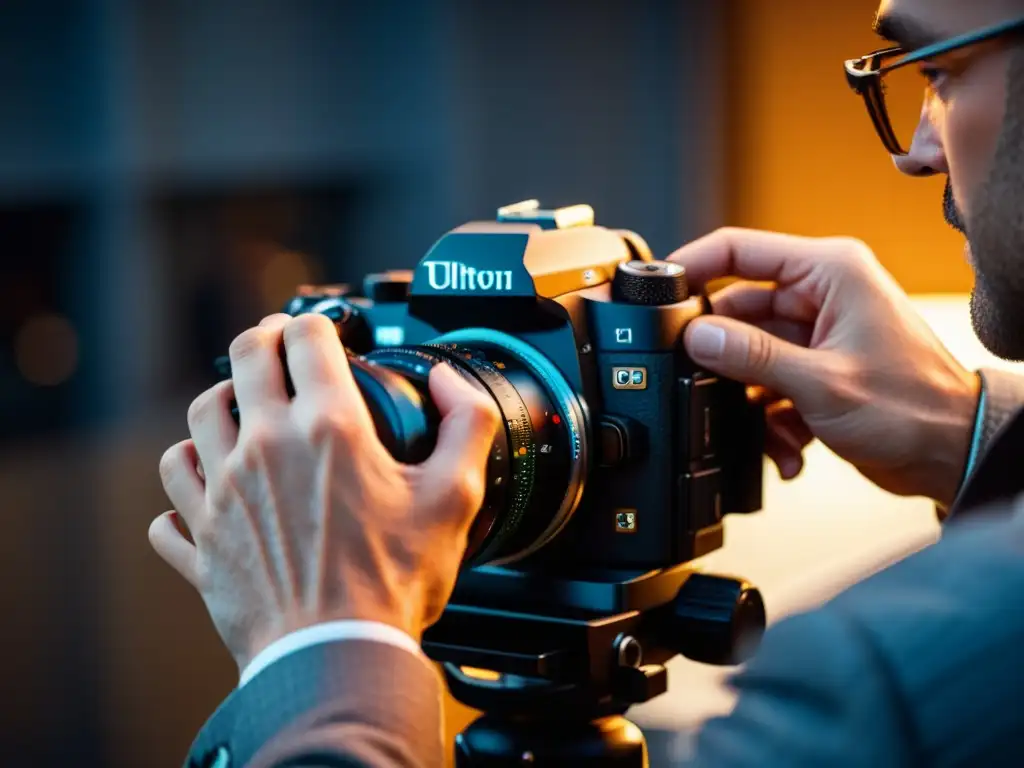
[893,105,947,176]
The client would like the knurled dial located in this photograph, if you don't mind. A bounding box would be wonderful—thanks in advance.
[612,260,688,306]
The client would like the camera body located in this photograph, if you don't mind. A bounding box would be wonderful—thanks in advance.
[282,200,765,576]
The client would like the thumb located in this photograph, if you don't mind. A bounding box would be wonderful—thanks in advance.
[685,316,818,401]
[421,362,501,488]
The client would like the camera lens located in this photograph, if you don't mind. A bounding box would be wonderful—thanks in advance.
[354,329,588,567]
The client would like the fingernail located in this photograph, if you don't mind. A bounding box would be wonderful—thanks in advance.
[689,322,727,359]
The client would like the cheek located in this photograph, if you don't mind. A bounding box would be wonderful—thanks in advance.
[944,57,1009,220]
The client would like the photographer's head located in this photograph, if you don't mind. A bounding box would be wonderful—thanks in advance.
[858,0,1024,357]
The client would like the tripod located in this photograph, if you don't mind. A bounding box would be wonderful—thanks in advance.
[422,565,766,767]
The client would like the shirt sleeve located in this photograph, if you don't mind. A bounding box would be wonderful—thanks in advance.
[239,620,427,687]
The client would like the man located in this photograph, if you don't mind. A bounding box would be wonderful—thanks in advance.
[152,1,1024,765]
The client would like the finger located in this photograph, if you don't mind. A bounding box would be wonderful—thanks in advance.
[756,318,814,349]
[260,313,293,328]
[667,227,840,292]
[229,317,290,413]
[747,385,783,406]
[684,315,829,408]
[159,439,206,531]
[419,363,501,517]
[187,380,238,479]
[766,401,814,450]
[711,280,818,325]
[764,401,813,480]
[149,511,199,588]
[282,314,359,401]
[764,432,804,480]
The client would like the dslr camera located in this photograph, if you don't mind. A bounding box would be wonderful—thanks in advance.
[218,200,767,764]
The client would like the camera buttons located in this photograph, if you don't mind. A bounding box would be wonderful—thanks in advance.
[612,366,647,390]
[614,509,638,533]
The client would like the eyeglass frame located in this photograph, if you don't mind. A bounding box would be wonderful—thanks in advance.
[844,15,1024,155]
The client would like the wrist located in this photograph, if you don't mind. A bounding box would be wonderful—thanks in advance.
[239,598,427,672]
[238,618,427,687]
[915,369,982,507]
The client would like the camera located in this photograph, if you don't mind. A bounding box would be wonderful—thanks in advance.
[216,200,768,765]
[240,200,764,571]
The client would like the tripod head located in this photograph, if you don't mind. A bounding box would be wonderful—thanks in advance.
[423,564,766,766]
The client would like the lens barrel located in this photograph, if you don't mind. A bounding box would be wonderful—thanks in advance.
[357,332,586,567]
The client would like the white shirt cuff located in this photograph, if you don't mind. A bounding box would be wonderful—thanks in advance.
[239,620,426,687]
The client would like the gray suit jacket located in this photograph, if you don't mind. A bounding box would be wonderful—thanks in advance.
[185,369,1024,767]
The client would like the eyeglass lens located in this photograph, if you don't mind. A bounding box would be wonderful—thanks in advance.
[877,64,932,152]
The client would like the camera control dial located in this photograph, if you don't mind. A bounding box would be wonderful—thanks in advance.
[363,270,413,303]
[612,260,688,306]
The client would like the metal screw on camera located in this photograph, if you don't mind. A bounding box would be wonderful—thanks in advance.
[615,634,643,668]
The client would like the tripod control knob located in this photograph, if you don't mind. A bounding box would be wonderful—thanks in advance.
[669,574,766,666]
[612,260,688,305]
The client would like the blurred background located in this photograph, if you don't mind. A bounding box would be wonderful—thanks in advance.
[0,0,976,765]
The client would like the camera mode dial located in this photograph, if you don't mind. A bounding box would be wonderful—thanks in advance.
[363,270,413,303]
[281,287,374,355]
[612,260,688,306]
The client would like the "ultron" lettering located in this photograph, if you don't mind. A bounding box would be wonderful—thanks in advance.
[422,260,514,292]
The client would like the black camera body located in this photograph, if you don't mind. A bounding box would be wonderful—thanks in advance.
[219,202,769,754]
[279,200,764,579]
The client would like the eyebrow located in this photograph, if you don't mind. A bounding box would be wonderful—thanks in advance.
[872,11,943,50]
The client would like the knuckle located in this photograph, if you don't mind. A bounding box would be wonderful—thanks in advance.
[744,330,778,373]
[229,327,271,361]
[468,397,500,431]
[260,312,292,327]
[187,391,213,430]
[827,236,874,266]
[187,381,231,431]
[159,444,183,485]
[305,411,359,445]
[211,453,248,504]
[147,515,167,548]
[451,471,485,510]
[238,422,277,461]
[285,313,332,342]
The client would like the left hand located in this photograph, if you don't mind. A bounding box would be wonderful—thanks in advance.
[149,312,500,674]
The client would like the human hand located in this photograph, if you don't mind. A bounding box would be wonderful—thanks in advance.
[668,228,980,507]
[149,313,500,673]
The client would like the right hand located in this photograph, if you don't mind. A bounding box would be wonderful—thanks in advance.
[668,228,980,508]
[151,313,500,675]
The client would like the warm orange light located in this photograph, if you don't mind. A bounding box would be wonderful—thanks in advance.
[256,244,317,311]
[459,667,501,681]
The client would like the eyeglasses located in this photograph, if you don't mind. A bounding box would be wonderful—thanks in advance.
[845,16,1024,155]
